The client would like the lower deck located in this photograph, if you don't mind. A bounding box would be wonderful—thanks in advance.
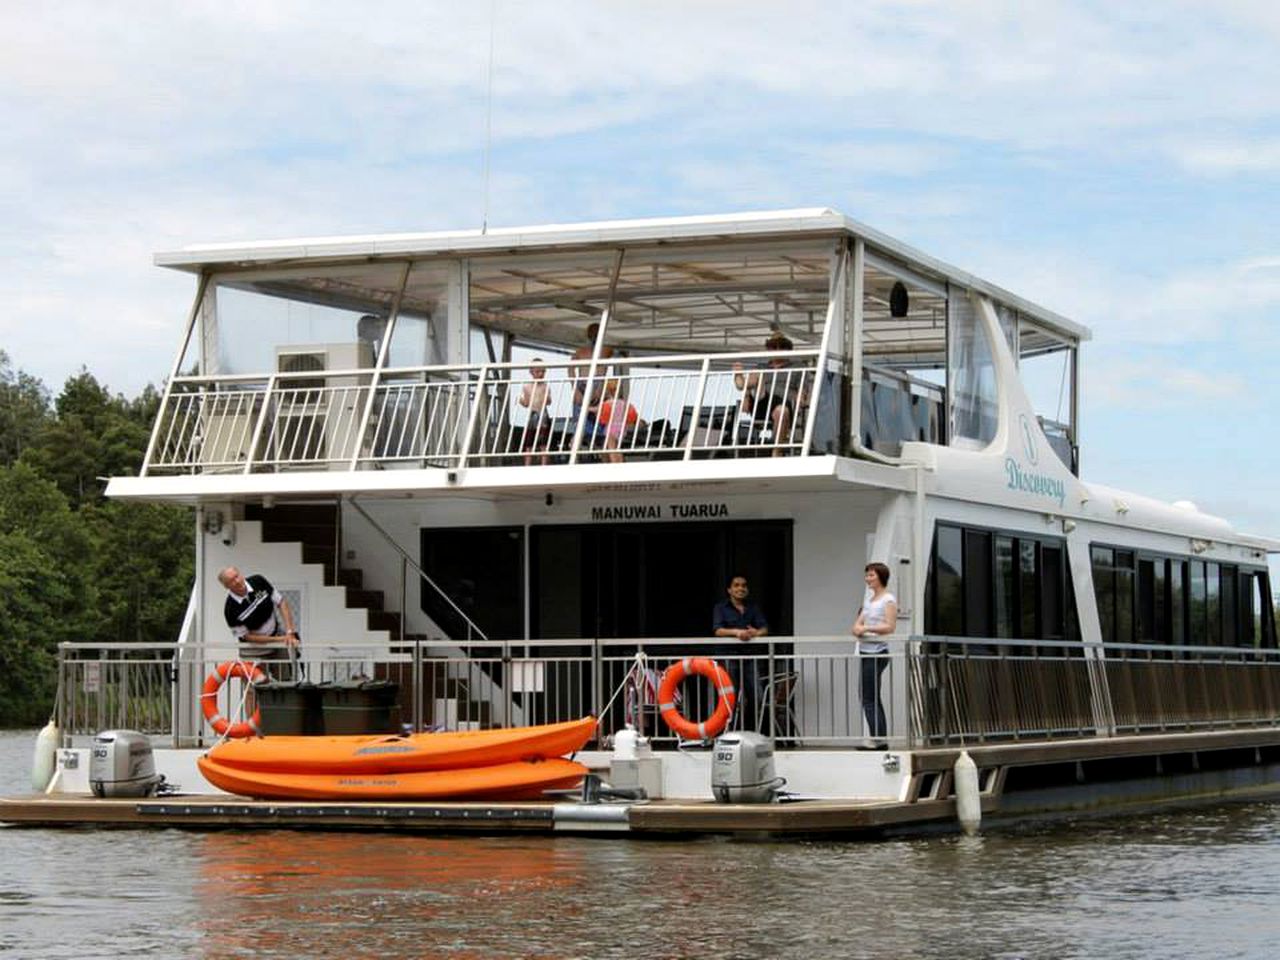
[12,729,1280,838]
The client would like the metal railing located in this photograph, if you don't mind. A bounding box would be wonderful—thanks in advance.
[55,636,1280,751]
[142,350,824,474]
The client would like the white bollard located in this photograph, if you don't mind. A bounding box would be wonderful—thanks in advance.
[30,719,59,792]
[954,749,981,836]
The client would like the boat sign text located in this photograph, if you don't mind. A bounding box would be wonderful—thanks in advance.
[1004,458,1065,507]
[591,503,730,521]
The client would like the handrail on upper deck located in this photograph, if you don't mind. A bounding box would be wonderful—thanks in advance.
[141,348,849,474]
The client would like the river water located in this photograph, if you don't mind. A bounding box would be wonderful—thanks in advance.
[2,729,1278,959]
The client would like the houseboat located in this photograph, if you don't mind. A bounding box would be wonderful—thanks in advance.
[19,208,1280,837]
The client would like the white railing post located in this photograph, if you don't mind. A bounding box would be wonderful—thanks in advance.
[242,373,277,474]
[456,366,489,470]
[683,357,713,461]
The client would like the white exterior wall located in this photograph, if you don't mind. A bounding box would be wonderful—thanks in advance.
[340,487,893,643]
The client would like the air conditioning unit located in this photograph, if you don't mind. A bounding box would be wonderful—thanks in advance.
[198,391,262,470]
[273,343,374,467]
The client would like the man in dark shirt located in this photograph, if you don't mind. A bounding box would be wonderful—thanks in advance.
[712,575,769,731]
[218,566,299,666]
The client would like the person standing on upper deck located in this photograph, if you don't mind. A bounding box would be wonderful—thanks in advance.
[713,574,769,730]
[518,359,552,465]
[569,321,616,418]
[851,561,896,748]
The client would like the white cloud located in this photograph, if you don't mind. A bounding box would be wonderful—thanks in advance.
[1088,360,1249,409]
[4,0,1280,398]
[1174,140,1280,174]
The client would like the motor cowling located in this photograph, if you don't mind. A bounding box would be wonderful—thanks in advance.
[89,730,162,798]
[711,731,781,803]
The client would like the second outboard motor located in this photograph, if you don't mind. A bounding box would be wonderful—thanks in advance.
[711,731,783,803]
[89,730,162,798]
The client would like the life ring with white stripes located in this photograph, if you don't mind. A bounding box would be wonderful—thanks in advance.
[658,657,737,740]
[201,660,267,739]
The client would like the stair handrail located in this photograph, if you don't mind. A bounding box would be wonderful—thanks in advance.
[346,497,489,644]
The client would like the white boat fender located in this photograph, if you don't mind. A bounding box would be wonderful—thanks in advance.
[31,719,59,792]
[954,750,981,836]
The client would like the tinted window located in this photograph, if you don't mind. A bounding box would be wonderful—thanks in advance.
[964,529,993,636]
[933,525,963,635]
[1092,546,1115,644]
[1189,561,1207,644]
[1019,540,1038,638]
[1041,545,1064,640]
[996,536,1016,639]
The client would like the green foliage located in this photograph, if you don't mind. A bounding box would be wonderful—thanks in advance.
[0,358,192,726]
[0,350,52,467]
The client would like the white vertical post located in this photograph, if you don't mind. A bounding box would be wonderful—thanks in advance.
[242,373,278,474]
[349,261,411,470]
[456,365,489,470]
[849,239,865,455]
[801,243,846,456]
[682,357,713,461]
[142,273,210,475]
[569,249,625,464]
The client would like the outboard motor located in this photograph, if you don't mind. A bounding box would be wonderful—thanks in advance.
[89,730,162,798]
[711,731,783,803]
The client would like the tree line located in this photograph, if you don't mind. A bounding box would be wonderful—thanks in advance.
[0,351,192,727]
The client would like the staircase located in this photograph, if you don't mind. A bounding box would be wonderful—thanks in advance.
[242,502,490,729]
[245,502,404,641]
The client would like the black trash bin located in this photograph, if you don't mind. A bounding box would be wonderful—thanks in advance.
[256,681,322,735]
[318,680,401,735]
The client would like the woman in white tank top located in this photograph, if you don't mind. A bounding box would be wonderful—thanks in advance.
[852,562,897,746]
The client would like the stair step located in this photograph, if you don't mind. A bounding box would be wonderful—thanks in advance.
[367,610,401,640]
[261,523,338,547]
[345,588,385,612]
[246,503,339,525]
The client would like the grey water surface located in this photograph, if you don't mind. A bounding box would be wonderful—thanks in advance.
[2,728,1278,959]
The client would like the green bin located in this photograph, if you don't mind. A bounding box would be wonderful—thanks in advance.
[257,681,322,735]
[318,680,401,735]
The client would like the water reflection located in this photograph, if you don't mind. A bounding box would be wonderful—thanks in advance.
[193,832,593,959]
[3,729,1280,960]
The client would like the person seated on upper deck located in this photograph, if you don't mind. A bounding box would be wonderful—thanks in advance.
[518,359,552,465]
[596,379,642,463]
[733,333,807,456]
[712,574,769,730]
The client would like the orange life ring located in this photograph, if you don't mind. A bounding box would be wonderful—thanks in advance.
[201,660,267,739]
[658,657,737,740]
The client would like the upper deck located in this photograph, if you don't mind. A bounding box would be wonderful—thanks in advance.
[114,209,1097,506]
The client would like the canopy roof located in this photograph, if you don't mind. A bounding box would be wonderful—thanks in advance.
[159,209,1089,359]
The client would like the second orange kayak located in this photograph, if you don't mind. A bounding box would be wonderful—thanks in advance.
[197,755,589,801]
[205,716,597,774]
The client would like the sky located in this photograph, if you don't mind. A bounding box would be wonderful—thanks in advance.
[3,1,1280,551]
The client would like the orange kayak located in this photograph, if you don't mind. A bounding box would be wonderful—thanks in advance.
[205,716,597,775]
[197,755,589,801]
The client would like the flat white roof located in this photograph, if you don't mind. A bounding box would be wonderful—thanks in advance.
[155,208,1090,343]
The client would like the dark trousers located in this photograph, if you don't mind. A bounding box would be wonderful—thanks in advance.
[860,654,889,740]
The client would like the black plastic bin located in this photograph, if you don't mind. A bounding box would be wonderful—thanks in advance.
[256,681,322,735]
[318,680,401,735]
